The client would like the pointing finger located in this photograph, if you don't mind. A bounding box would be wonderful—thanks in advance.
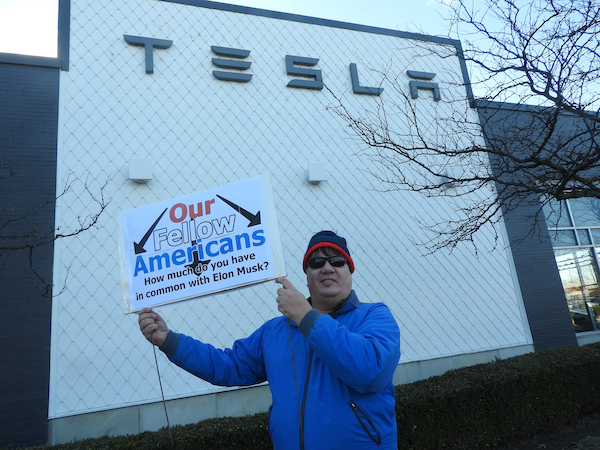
[276,277,294,289]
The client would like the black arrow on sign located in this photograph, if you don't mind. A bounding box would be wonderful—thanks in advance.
[216,195,261,227]
[134,208,168,254]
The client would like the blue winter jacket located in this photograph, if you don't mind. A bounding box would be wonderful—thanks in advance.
[161,290,401,449]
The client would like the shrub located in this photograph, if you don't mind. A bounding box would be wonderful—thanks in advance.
[1,414,271,450]
[4,343,600,450]
[395,344,600,449]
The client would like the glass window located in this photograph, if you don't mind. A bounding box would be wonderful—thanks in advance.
[591,229,600,245]
[545,198,600,332]
[542,198,572,228]
[549,229,577,247]
[569,198,600,227]
[578,229,592,245]
[554,248,600,332]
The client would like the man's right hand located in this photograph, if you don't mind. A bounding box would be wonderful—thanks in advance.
[276,277,312,324]
[138,307,169,347]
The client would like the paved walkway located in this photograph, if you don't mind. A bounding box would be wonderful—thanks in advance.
[494,413,600,450]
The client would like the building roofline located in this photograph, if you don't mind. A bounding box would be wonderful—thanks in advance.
[161,0,474,103]
[473,99,600,118]
[0,0,474,102]
[0,0,69,70]
[163,0,459,46]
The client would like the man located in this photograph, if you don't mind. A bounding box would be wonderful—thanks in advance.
[138,230,401,449]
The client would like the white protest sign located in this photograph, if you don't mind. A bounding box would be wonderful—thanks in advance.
[118,175,285,312]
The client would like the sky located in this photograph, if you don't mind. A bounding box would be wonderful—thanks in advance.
[0,0,456,58]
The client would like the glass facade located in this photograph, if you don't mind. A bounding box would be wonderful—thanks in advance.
[544,198,600,332]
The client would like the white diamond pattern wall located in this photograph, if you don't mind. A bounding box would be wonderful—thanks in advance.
[49,0,531,418]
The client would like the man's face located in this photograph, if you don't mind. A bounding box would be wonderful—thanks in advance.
[305,248,352,313]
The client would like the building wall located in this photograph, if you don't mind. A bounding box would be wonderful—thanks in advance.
[5,2,596,445]
[48,343,534,444]
[477,103,580,350]
[47,0,533,433]
[500,195,577,349]
[0,62,59,447]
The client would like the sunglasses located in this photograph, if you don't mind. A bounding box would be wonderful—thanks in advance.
[306,256,348,269]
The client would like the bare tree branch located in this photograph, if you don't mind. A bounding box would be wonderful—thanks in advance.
[328,0,599,251]
[0,168,109,296]
[0,174,109,253]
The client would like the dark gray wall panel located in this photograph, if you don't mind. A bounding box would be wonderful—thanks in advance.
[478,104,578,350]
[0,62,59,447]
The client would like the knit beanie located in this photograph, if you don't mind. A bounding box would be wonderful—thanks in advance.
[302,230,355,273]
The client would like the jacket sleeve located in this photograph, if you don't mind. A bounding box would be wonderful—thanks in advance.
[301,303,400,394]
[162,327,268,387]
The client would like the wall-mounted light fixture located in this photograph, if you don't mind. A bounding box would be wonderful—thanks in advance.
[128,158,153,183]
[438,172,455,190]
[307,163,328,185]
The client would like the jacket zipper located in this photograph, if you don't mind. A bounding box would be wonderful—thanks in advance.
[299,348,313,450]
[350,401,382,445]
